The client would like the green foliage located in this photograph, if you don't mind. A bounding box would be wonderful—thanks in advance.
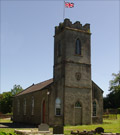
[11,85,23,96]
[109,73,120,93]
[104,72,120,109]
[0,92,12,113]
[0,84,23,114]
[0,132,17,135]
[0,132,6,135]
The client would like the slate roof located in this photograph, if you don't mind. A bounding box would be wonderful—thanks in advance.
[92,81,103,92]
[16,78,53,96]
[15,79,103,97]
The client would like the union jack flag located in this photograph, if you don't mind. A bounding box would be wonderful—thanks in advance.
[65,2,74,8]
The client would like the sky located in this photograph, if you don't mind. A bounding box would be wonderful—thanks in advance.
[0,0,120,97]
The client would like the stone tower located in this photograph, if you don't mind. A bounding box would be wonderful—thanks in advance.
[53,18,92,125]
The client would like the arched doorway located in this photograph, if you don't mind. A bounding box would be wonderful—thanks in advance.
[42,100,45,123]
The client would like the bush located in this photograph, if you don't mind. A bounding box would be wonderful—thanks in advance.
[0,132,16,135]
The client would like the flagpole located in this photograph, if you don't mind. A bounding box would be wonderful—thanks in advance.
[63,1,65,21]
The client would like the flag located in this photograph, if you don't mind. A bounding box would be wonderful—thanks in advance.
[65,2,74,8]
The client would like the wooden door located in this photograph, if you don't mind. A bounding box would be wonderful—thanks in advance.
[75,107,82,125]
[42,100,45,123]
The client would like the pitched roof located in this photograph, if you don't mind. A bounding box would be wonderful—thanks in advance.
[16,78,53,96]
[92,81,104,92]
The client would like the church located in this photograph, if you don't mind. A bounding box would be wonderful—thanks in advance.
[13,19,103,126]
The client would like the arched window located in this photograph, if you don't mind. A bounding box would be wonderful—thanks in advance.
[75,101,81,108]
[24,98,26,115]
[93,101,96,116]
[31,97,34,115]
[75,39,81,55]
[55,98,61,116]
[57,43,61,57]
[17,99,20,115]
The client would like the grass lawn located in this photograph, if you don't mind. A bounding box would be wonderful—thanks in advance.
[0,118,12,123]
[0,115,120,135]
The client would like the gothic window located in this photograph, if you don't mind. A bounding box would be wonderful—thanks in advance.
[24,98,26,115]
[75,39,81,55]
[93,101,96,116]
[75,101,81,108]
[17,99,20,115]
[55,98,61,116]
[31,97,34,115]
[57,43,61,57]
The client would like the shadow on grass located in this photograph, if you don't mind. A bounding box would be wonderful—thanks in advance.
[0,122,37,128]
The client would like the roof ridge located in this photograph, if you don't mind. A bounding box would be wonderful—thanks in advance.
[15,78,53,97]
[15,84,34,97]
[35,78,53,86]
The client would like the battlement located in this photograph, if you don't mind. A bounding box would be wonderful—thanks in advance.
[55,18,90,35]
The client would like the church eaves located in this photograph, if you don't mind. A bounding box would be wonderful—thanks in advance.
[15,78,53,96]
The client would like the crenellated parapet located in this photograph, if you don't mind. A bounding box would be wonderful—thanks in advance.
[55,18,90,35]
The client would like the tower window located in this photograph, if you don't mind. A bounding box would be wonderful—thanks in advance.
[55,98,61,116]
[75,39,81,55]
[93,101,96,116]
[75,101,81,108]
[57,43,61,57]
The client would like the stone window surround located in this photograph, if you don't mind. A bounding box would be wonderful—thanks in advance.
[93,100,97,117]
[75,38,81,56]
[74,101,82,108]
[55,98,61,116]
[24,98,26,115]
[31,96,34,115]
[74,37,84,57]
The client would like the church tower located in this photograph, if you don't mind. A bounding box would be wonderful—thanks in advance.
[53,18,92,125]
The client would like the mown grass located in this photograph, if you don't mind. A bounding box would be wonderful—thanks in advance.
[0,129,15,134]
[0,115,120,135]
[64,115,120,135]
[0,118,12,123]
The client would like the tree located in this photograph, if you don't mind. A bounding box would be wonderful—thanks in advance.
[104,72,120,109]
[0,92,12,113]
[11,84,23,96]
[0,84,23,114]
[109,73,120,93]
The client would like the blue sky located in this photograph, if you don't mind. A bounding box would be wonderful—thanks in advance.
[0,0,120,96]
